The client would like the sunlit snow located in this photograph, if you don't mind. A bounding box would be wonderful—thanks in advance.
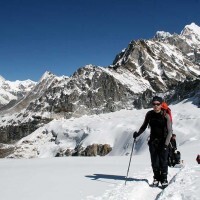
[0,100,199,200]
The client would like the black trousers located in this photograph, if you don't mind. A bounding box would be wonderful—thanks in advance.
[149,141,169,182]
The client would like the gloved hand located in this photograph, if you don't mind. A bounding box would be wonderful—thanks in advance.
[163,144,168,150]
[133,131,139,139]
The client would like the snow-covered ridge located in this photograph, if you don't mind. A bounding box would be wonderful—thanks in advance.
[0,75,36,107]
[39,71,53,81]
[100,66,151,93]
[38,71,67,83]
[114,23,200,89]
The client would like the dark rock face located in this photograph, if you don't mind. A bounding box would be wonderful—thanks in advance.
[0,118,52,143]
[0,144,15,158]
[74,144,112,156]
[168,79,200,106]
[55,144,112,157]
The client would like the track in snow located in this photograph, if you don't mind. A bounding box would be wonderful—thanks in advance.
[86,166,184,200]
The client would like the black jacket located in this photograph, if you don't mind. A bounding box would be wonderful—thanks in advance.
[138,110,173,146]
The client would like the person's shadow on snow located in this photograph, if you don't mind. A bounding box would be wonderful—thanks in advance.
[85,174,149,184]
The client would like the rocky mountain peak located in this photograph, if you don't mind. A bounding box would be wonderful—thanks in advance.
[39,71,55,82]
[113,23,200,92]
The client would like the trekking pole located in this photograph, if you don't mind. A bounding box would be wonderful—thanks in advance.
[125,138,136,185]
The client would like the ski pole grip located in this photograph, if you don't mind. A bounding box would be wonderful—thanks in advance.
[133,131,138,139]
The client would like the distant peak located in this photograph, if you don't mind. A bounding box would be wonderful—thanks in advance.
[84,64,95,68]
[39,71,55,82]
[185,22,199,29]
[181,22,200,36]
[155,31,172,40]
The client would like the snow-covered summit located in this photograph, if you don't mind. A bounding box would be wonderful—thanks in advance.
[181,22,200,36]
[155,31,172,40]
[180,22,200,45]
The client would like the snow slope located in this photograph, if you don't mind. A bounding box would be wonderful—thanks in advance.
[9,99,200,159]
[0,155,199,200]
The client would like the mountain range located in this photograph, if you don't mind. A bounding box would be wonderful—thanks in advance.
[0,75,36,109]
[0,22,199,157]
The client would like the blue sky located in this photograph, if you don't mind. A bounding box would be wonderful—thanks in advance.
[0,0,200,81]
